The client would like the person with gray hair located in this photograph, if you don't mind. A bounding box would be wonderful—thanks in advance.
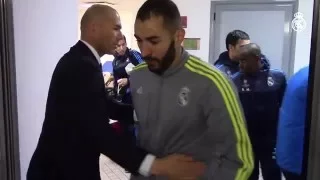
[231,43,287,180]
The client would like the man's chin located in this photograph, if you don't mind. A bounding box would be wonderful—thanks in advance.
[105,50,114,55]
[147,66,162,75]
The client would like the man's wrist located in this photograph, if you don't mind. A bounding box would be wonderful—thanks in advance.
[150,158,165,176]
[139,154,156,177]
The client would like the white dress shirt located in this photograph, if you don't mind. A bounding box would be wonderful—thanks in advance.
[80,40,101,64]
[80,40,155,177]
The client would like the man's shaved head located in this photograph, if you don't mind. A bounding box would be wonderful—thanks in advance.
[239,43,262,74]
[80,4,123,56]
[80,4,116,33]
[240,43,262,58]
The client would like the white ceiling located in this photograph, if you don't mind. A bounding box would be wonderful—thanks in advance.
[78,0,145,10]
[79,0,125,4]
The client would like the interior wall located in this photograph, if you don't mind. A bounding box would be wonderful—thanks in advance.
[12,0,78,179]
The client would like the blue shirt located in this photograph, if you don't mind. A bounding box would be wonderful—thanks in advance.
[276,66,309,174]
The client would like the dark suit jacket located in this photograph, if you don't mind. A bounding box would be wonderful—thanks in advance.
[26,41,147,180]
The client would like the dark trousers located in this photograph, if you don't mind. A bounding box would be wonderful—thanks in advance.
[282,169,303,180]
[249,139,282,180]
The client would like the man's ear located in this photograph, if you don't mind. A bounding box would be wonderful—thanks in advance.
[256,56,262,66]
[229,44,236,52]
[175,28,185,44]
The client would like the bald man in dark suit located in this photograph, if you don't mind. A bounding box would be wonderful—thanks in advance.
[26,4,205,180]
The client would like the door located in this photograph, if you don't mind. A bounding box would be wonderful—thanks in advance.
[305,0,320,179]
[210,2,295,75]
[0,0,8,179]
[0,57,7,180]
[0,0,20,179]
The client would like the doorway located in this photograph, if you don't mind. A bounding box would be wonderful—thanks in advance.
[305,0,320,178]
[209,0,297,75]
[0,0,20,180]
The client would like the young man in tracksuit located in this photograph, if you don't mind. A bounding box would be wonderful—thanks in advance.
[232,43,286,180]
[129,0,254,179]
[214,30,270,78]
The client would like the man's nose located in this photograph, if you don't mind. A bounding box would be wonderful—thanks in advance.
[140,45,152,57]
[116,31,123,41]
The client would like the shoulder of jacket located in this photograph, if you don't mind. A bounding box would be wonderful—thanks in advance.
[132,62,148,72]
[130,49,140,53]
[269,68,285,74]
[185,55,231,84]
[269,69,286,79]
[231,71,241,79]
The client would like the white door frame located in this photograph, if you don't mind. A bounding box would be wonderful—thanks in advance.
[306,0,320,179]
[209,0,298,76]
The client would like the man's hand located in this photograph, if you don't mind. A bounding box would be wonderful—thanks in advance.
[150,154,206,179]
[117,78,128,88]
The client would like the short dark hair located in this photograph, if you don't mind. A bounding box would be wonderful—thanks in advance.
[240,43,261,58]
[136,0,181,32]
[225,30,250,50]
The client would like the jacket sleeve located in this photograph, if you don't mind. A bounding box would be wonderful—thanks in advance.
[130,50,144,65]
[106,99,135,124]
[76,59,147,175]
[200,71,254,180]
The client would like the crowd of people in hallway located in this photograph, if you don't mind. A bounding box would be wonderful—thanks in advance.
[25,0,309,180]
[212,29,309,180]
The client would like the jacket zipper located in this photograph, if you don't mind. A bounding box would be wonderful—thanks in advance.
[154,77,163,155]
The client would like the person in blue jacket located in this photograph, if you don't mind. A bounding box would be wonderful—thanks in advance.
[214,30,270,77]
[112,35,143,104]
[276,66,309,180]
[111,35,144,169]
[232,43,286,180]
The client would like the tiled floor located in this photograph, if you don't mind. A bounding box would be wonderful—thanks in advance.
[99,154,130,180]
[99,154,275,180]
